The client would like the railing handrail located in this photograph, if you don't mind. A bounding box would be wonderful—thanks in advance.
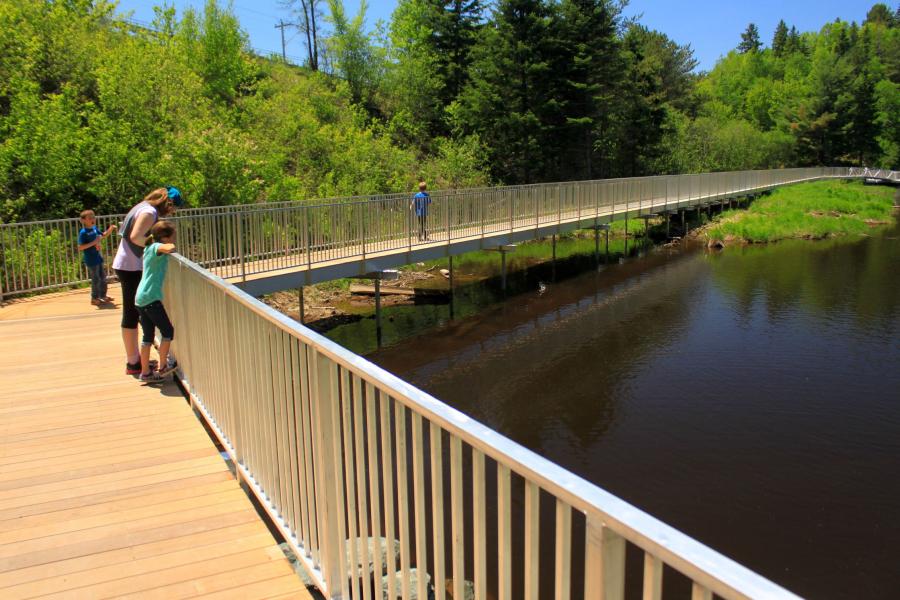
[171,252,802,599]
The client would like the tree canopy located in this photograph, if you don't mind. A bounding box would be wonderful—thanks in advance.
[0,0,897,222]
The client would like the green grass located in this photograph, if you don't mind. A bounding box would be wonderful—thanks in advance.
[707,180,896,243]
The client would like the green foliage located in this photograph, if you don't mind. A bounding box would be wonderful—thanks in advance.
[1,228,82,287]
[323,0,385,110]
[0,0,488,222]
[1,0,897,223]
[707,180,896,242]
[381,0,444,145]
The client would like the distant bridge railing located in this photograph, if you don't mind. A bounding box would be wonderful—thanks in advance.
[167,252,802,599]
[2,166,894,300]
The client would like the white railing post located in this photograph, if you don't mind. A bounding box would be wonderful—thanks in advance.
[310,350,346,596]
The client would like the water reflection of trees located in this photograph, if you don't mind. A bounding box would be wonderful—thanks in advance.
[708,230,899,329]
[371,250,705,464]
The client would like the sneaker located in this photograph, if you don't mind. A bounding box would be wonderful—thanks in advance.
[102,296,115,303]
[140,371,166,383]
[126,362,142,375]
[91,298,103,306]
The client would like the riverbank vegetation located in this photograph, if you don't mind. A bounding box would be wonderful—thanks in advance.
[0,1,897,222]
[705,180,897,243]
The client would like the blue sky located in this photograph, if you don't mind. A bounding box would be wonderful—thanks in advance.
[113,0,883,71]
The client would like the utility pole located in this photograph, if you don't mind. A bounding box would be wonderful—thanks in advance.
[275,20,290,62]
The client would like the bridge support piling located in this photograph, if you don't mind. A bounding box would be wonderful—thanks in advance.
[592,224,610,265]
[448,256,455,320]
[551,235,557,281]
[605,227,610,263]
[375,277,382,347]
[639,214,655,238]
[681,210,686,234]
[298,286,305,324]
[501,248,507,292]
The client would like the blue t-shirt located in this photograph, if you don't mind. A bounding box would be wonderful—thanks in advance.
[413,191,431,217]
[78,226,103,267]
[135,243,169,307]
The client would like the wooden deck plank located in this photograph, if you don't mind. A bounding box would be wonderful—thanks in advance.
[0,521,266,589]
[0,439,214,480]
[0,532,276,598]
[109,552,296,599]
[196,575,311,599]
[0,471,234,521]
[0,458,225,509]
[0,425,208,465]
[0,482,242,542]
[0,308,309,599]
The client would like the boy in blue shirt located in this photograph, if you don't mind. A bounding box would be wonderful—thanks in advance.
[135,220,177,383]
[411,181,431,241]
[77,209,116,306]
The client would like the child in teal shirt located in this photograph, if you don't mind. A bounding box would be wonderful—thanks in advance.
[135,220,177,383]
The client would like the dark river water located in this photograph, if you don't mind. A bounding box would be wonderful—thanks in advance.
[328,225,900,599]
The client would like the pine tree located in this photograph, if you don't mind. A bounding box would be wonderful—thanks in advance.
[865,3,895,27]
[614,26,669,176]
[430,0,484,107]
[738,23,761,53]
[456,0,559,183]
[844,28,881,164]
[554,0,623,179]
[785,25,802,54]
[772,20,789,57]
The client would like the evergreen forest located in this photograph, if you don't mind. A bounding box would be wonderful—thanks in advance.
[0,0,897,222]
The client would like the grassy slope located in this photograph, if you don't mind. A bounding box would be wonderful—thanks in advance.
[707,180,896,243]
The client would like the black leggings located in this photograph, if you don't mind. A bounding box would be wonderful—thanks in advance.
[137,301,174,344]
[115,269,143,329]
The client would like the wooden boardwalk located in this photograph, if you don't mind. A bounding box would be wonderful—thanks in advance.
[0,288,312,599]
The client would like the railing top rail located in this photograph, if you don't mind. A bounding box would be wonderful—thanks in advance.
[174,252,801,600]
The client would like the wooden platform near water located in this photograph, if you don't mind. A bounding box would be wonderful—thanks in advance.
[0,288,311,599]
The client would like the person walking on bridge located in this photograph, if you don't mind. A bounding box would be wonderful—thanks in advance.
[411,181,431,241]
[112,187,183,375]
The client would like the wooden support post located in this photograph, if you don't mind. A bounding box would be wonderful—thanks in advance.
[500,248,507,292]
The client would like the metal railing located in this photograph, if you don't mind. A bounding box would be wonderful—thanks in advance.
[167,253,801,599]
[3,166,895,300]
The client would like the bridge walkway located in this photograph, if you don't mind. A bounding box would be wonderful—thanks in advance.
[219,194,697,295]
[0,288,311,599]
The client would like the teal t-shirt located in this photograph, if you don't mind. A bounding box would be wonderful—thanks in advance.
[135,243,169,307]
